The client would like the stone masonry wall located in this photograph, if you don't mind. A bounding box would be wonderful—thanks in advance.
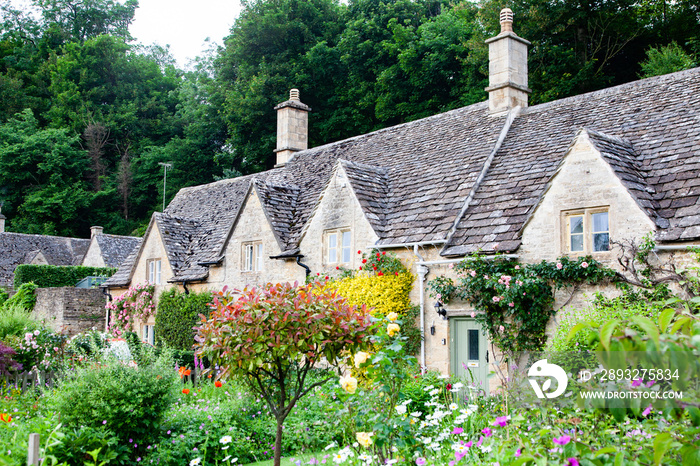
[33,287,106,336]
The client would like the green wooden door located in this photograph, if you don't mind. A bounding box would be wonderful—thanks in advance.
[450,318,489,393]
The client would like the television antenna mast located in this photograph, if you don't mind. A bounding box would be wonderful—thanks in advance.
[158,162,173,212]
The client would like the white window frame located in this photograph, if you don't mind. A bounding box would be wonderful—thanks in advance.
[147,259,162,285]
[142,324,155,345]
[243,241,263,272]
[564,208,610,255]
[326,229,352,264]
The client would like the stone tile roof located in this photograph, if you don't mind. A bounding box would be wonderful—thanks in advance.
[107,67,700,286]
[443,67,700,255]
[0,232,90,287]
[95,234,142,268]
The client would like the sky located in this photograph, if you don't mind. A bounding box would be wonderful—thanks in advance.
[9,0,243,68]
[129,0,243,67]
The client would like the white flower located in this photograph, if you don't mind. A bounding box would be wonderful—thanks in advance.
[395,404,407,415]
[410,411,422,418]
[449,403,458,410]
[452,382,464,389]
[220,435,232,444]
[325,442,339,451]
[386,460,399,465]
[480,445,493,453]
[422,385,435,392]
[190,459,202,466]
[429,389,440,396]
[333,452,347,464]
[358,453,372,463]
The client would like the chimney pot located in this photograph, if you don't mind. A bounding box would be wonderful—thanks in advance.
[500,8,514,33]
[91,226,104,238]
[290,88,300,101]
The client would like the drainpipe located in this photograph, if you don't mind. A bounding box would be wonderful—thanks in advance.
[413,244,428,374]
[182,281,189,295]
[295,255,311,278]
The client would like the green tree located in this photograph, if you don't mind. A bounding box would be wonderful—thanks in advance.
[196,282,372,466]
[639,41,696,78]
[0,109,92,235]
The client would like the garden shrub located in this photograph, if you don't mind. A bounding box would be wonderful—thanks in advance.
[0,288,8,306]
[0,303,42,339]
[49,351,178,447]
[0,342,22,375]
[106,283,155,336]
[47,425,131,466]
[64,330,109,362]
[13,264,116,288]
[12,327,67,371]
[327,272,414,317]
[2,282,37,312]
[155,289,212,350]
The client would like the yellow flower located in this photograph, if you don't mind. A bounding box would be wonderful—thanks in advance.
[386,312,399,322]
[387,323,400,337]
[339,375,358,394]
[354,351,370,368]
[356,431,374,448]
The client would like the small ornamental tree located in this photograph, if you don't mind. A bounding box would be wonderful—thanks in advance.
[195,281,372,466]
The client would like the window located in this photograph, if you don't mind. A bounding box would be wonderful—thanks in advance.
[565,209,610,254]
[148,259,161,284]
[243,242,263,272]
[327,230,351,264]
[142,324,155,345]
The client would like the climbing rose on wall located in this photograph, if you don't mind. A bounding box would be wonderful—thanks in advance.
[106,284,155,337]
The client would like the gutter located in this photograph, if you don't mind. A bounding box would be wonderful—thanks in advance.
[654,245,700,251]
[270,253,311,278]
[374,240,447,250]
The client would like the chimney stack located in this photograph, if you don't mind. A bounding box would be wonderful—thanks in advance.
[485,8,531,114]
[0,207,5,233]
[274,89,311,167]
[91,226,104,238]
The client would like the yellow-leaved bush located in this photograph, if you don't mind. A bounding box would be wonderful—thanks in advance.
[325,272,414,317]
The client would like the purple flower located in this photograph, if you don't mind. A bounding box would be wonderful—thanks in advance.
[476,436,484,447]
[646,380,655,388]
[102,420,107,425]
[515,448,522,457]
[632,379,642,387]
[566,458,580,466]
[416,458,427,466]
[493,416,508,427]
[452,427,464,435]
[553,435,571,446]
[482,427,493,437]
[642,404,653,417]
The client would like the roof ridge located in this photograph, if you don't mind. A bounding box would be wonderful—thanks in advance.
[525,67,700,114]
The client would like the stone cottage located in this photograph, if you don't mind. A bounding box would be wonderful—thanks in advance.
[104,10,700,385]
[0,217,140,289]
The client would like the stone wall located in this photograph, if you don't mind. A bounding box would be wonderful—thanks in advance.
[33,287,106,336]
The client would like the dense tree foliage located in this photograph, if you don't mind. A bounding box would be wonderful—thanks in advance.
[0,0,697,237]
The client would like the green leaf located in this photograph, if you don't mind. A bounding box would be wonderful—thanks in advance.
[653,433,672,466]
[630,316,660,345]
[658,308,675,332]
[599,320,620,351]
[566,322,591,343]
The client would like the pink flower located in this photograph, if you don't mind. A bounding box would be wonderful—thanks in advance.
[482,427,493,437]
[514,265,520,270]
[515,448,522,457]
[566,459,579,466]
[499,325,505,332]
[553,435,571,446]
[556,263,563,270]
[646,380,655,388]
[470,270,477,277]
[415,458,426,466]
[632,379,642,387]
[492,296,501,303]
[451,427,464,435]
[471,312,476,318]
[581,262,589,268]
[476,436,484,447]
[642,404,653,417]
[508,302,514,307]
[493,416,508,427]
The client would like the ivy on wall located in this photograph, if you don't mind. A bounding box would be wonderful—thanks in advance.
[427,254,615,358]
[155,289,213,350]
[14,264,116,288]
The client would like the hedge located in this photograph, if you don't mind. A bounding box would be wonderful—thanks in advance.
[2,282,38,311]
[14,265,116,288]
[155,289,213,350]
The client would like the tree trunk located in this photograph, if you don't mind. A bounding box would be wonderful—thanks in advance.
[274,417,284,466]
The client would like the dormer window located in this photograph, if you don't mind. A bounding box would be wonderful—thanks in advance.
[565,209,609,254]
[243,242,263,272]
[327,230,351,264]
[148,259,162,284]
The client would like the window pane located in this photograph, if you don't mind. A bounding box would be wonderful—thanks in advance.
[148,261,154,284]
[468,329,479,361]
[328,233,337,263]
[593,233,609,252]
[256,244,263,271]
[592,212,609,233]
[571,234,584,252]
[156,260,161,285]
[341,231,351,263]
[245,245,253,271]
[569,215,583,234]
